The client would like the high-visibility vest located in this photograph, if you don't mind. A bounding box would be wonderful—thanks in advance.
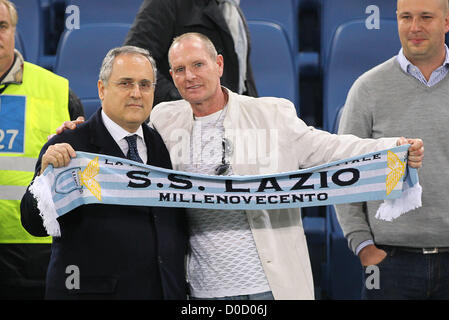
[0,62,70,243]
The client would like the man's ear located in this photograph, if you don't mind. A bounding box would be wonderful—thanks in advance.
[445,12,449,34]
[98,80,105,101]
[216,54,224,77]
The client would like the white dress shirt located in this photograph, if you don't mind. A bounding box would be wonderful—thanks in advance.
[397,45,449,87]
[101,110,148,163]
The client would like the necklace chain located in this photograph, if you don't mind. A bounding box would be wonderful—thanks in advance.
[191,106,228,170]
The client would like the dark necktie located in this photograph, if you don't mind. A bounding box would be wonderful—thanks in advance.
[124,134,143,163]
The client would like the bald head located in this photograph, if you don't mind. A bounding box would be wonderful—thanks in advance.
[168,32,218,68]
[441,0,449,12]
[398,0,449,13]
[396,0,449,74]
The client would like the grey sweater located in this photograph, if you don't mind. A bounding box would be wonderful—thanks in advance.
[336,57,449,253]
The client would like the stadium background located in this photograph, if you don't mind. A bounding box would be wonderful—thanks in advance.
[11,0,427,299]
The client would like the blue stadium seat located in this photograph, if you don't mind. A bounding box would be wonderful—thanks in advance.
[14,31,25,60]
[297,0,321,8]
[248,21,299,113]
[13,0,44,65]
[321,0,397,68]
[322,19,400,299]
[68,0,143,25]
[241,0,319,76]
[303,214,326,299]
[324,206,364,299]
[332,105,344,134]
[40,0,67,69]
[241,0,297,52]
[54,23,132,119]
[323,19,400,131]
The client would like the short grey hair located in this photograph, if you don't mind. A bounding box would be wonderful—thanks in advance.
[168,32,218,68]
[0,0,18,27]
[99,45,157,84]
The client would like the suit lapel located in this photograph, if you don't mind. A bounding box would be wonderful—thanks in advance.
[87,109,171,169]
[87,108,126,158]
[143,123,157,166]
[143,123,172,169]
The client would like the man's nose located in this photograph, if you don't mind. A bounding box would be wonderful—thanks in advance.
[185,67,196,80]
[130,83,143,97]
[410,17,422,32]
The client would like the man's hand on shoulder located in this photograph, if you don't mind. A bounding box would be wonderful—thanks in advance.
[47,116,85,141]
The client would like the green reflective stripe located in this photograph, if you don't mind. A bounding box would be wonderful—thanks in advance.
[0,170,34,186]
[0,156,36,171]
[0,199,52,243]
[0,185,28,200]
[0,62,67,244]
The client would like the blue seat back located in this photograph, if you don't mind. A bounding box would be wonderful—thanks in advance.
[241,0,320,76]
[13,0,43,64]
[54,23,131,118]
[321,0,397,68]
[323,19,400,131]
[248,21,299,113]
[332,105,344,134]
[322,18,400,300]
[68,0,143,25]
[325,206,364,299]
[241,0,298,52]
[14,30,25,59]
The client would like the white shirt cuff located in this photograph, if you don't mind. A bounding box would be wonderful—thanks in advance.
[355,240,375,256]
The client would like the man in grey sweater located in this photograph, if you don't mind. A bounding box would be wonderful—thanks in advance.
[336,0,449,299]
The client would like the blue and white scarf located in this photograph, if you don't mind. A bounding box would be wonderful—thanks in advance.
[29,145,422,237]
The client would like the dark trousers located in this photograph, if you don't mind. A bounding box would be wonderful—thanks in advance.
[0,244,50,300]
[362,246,449,300]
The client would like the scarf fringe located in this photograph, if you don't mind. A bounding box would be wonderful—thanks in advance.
[29,174,61,237]
[375,181,422,222]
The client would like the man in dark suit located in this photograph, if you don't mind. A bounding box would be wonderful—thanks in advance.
[125,0,258,105]
[20,46,187,300]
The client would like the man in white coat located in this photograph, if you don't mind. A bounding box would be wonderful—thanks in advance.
[149,32,424,300]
